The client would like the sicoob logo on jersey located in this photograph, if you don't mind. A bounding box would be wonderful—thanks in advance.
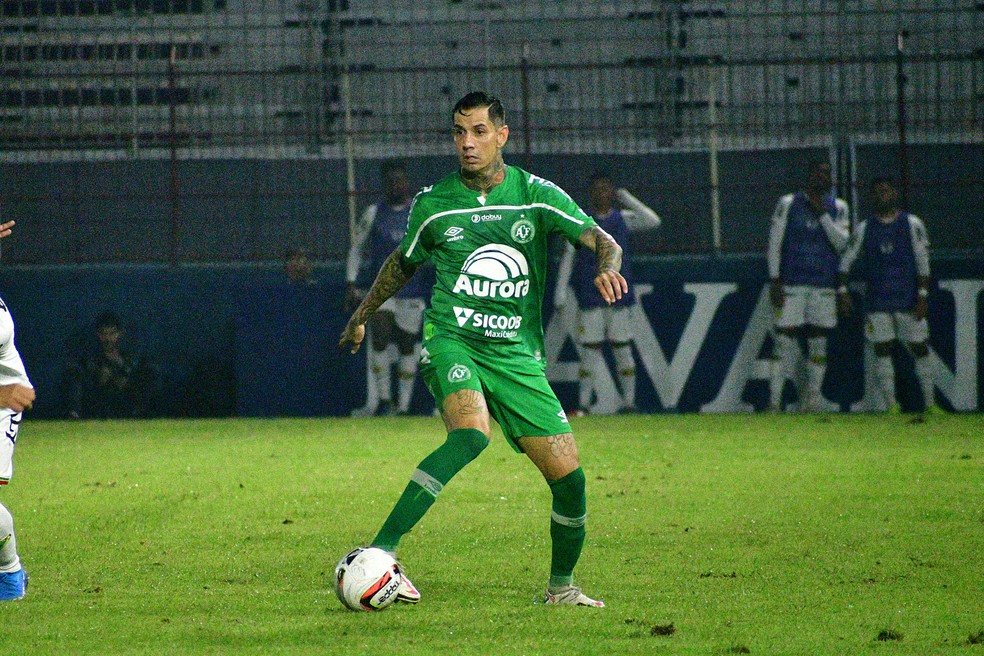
[451,243,528,339]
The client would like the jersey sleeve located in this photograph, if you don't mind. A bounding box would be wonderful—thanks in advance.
[819,198,851,254]
[399,188,434,265]
[345,204,377,283]
[839,221,866,274]
[767,195,791,279]
[908,215,931,277]
[528,174,596,244]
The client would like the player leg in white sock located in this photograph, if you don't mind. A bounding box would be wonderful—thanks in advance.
[0,501,26,601]
[579,345,606,414]
[396,350,419,414]
[612,343,636,411]
[0,503,19,575]
[369,347,394,414]
[910,341,937,412]
[805,335,828,413]
[770,331,799,411]
[873,342,897,412]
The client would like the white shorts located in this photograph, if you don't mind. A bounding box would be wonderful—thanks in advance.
[578,305,633,345]
[865,311,929,345]
[379,297,427,335]
[0,411,23,485]
[775,285,837,330]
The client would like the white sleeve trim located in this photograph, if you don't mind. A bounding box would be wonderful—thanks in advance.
[819,198,851,254]
[767,195,793,279]
[345,204,377,283]
[553,242,576,307]
[908,214,931,277]
[839,221,867,274]
[615,188,661,231]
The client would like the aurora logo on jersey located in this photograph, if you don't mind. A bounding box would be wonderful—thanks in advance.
[452,244,531,299]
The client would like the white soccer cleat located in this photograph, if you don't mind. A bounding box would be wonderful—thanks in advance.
[543,585,604,607]
[394,567,420,604]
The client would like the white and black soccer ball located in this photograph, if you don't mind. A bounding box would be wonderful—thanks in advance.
[334,547,403,611]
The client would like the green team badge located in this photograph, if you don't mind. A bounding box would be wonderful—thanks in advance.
[447,363,472,383]
[511,219,535,244]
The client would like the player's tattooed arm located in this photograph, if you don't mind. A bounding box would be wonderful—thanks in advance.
[339,248,418,353]
[578,226,628,305]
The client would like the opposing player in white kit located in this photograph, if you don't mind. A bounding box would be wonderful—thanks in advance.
[0,219,36,601]
[767,160,850,412]
[837,178,938,414]
[554,172,660,414]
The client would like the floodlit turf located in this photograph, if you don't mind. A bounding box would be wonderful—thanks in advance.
[0,414,981,655]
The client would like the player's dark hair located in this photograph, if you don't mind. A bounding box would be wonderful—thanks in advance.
[869,176,895,188]
[589,170,613,185]
[95,311,122,330]
[452,91,506,126]
[380,160,407,178]
[807,159,831,174]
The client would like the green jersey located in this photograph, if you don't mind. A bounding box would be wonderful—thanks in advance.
[400,165,596,358]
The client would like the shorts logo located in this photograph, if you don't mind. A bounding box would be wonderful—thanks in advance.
[448,363,472,383]
[880,240,895,255]
[511,220,535,244]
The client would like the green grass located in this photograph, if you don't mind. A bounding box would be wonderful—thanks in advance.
[0,414,981,655]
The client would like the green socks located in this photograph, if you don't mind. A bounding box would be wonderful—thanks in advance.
[371,428,489,552]
[547,467,587,588]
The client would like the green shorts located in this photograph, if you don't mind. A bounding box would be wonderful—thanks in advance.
[419,334,571,451]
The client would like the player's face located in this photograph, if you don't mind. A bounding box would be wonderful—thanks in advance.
[807,163,832,192]
[96,325,122,351]
[453,107,508,174]
[384,169,411,205]
[871,182,898,214]
[589,177,615,212]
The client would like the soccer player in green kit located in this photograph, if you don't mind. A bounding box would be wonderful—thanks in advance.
[339,91,626,607]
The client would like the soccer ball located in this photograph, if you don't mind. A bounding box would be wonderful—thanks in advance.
[334,547,403,611]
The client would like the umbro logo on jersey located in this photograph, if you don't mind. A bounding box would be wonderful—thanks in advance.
[453,306,475,327]
[444,226,465,242]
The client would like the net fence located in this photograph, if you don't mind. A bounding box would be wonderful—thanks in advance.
[1,0,979,155]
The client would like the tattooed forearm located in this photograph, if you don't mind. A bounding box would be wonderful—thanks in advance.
[583,226,623,274]
[351,248,417,325]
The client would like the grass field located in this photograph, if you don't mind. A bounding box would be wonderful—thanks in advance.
[0,414,981,655]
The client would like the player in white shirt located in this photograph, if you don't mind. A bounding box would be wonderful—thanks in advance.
[767,161,850,412]
[553,173,660,414]
[837,178,937,414]
[345,163,430,415]
[0,219,35,601]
